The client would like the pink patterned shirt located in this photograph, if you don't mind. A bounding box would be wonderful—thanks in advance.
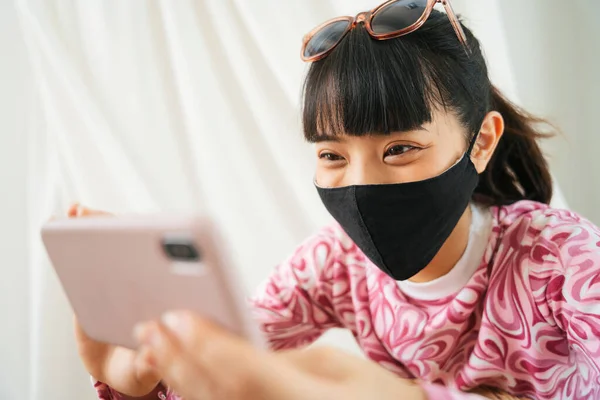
[95,201,600,399]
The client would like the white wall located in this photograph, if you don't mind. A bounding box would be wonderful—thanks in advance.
[499,0,600,223]
[0,1,31,398]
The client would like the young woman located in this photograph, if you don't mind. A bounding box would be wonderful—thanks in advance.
[75,1,600,399]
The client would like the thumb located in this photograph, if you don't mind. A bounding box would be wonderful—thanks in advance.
[138,313,333,400]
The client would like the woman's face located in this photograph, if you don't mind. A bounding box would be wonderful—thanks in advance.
[314,109,470,188]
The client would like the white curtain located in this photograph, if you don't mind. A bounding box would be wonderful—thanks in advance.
[7,1,574,399]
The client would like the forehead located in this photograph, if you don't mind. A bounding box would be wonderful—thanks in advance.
[310,109,464,144]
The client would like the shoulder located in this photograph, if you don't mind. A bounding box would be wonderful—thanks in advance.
[496,199,584,229]
[488,201,600,326]
[494,200,600,266]
[493,200,600,303]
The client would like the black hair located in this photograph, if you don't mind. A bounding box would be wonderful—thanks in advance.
[302,10,553,206]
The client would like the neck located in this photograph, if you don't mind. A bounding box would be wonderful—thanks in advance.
[408,205,472,283]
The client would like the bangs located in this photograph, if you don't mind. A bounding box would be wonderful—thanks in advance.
[302,24,448,142]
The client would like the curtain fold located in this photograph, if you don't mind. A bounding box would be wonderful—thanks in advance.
[14,1,569,398]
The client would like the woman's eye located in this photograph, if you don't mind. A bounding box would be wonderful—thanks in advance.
[319,152,343,161]
[384,144,416,158]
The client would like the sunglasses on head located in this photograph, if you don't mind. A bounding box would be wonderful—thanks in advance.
[301,0,467,62]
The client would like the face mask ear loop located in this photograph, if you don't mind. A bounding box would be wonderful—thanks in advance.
[467,132,479,156]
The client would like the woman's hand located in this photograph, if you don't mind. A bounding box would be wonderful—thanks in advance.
[134,311,427,400]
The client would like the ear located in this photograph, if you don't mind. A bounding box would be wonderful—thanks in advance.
[470,111,504,174]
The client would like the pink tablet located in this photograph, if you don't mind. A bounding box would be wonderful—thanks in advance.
[41,214,264,349]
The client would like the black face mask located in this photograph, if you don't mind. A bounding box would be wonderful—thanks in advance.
[316,150,479,281]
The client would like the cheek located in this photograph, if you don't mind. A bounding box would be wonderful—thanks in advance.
[314,166,338,187]
[406,147,463,181]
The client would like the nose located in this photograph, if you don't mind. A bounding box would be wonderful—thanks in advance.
[345,161,392,186]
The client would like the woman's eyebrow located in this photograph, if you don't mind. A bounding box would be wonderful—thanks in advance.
[388,126,431,136]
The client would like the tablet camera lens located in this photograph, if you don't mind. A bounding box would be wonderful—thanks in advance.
[163,240,200,262]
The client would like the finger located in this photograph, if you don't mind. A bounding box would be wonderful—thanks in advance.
[79,207,110,217]
[73,315,108,351]
[67,203,111,218]
[161,311,253,371]
[67,203,80,217]
[150,312,330,400]
[160,311,268,384]
[135,320,215,400]
[73,315,90,341]
[73,316,111,368]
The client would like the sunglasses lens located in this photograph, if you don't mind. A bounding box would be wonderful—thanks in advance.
[371,0,428,35]
[304,19,351,59]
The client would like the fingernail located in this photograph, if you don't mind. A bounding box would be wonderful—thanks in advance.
[133,323,146,342]
[133,322,160,346]
[161,312,189,337]
[67,203,77,217]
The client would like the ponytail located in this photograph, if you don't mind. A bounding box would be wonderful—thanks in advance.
[474,86,554,206]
